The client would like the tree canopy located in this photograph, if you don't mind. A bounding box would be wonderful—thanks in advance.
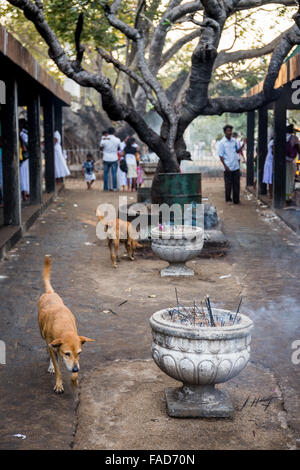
[2,0,300,177]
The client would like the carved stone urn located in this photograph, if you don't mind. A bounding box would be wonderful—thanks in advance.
[151,225,204,276]
[149,308,253,418]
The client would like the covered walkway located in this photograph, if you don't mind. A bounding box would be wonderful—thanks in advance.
[245,48,300,229]
[0,24,70,257]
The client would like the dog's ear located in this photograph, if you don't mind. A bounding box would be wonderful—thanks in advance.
[49,338,63,349]
[79,336,95,344]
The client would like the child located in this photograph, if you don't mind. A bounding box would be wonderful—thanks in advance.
[122,137,139,191]
[82,153,96,190]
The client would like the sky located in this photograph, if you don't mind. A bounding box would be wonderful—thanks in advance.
[219,5,297,52]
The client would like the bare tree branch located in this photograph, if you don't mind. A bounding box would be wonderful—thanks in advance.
[96,46,163,115]
[134,0,146,28]
[103,0,139,41]
[166,69,190,101]
[5,0,180,170]
[160,28,202,68]
[214,26,293,69]
[204,22,300,114]
[103,0,178,145]
[235,0,297,10]
[176,0,300,135]
[178,0,227,128]
[74,12,85,72]
[148,0,202,75]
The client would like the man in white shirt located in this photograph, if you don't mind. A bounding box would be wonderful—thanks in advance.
[100,127,121,191]
[218,125,244,204]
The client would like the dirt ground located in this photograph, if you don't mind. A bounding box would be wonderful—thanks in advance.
[0,176,299,450]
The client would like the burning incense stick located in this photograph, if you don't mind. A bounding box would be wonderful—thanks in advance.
[232,296,243,325]
[175,288,180,314]
[205,296,216,327]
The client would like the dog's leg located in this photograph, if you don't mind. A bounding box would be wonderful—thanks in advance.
[127,241,135,261]
[48,347,64,394]
[107,238,117,268]
[111,240,119,268]
[48,358,55,374]
[71,372,78,388]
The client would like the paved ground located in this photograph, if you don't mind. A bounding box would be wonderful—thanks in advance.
[0,177,299,450]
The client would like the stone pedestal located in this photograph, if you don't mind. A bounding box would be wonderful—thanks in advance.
[165,385,234,418]
[160,263,194,277]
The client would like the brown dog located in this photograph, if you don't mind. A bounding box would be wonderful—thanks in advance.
[96,209,142,268]
[38,255,94,393]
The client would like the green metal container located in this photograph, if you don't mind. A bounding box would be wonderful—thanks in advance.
[157,172,202,206]
[157,172,202,225]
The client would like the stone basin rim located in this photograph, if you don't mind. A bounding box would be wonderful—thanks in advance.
[151,225,204,240]
[150,308,253,340]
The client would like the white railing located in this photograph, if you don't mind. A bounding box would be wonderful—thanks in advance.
[64,148,101,166]
[191,150,223,168]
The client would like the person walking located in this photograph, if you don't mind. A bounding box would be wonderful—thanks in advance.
[100,127,121,191]
[262,135,274,200]
[285,124,299,203]
[19,119,30,201]
[119,137,129,191]
[218,124,243,205]
[82,153,97,190]
[54,130,70,181]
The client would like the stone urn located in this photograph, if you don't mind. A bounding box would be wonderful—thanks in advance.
[151,225,204,276]
[141,161,158,188]
[149,308,253,417]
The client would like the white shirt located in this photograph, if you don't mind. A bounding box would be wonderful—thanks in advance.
[218,136,240,171]
[20,128,28,145]
[121,141,138,165]
[120,141,138,151]
[125,153,137,165]
[100,135,121,162]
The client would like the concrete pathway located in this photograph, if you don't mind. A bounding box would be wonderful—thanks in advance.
[0,177,299,449]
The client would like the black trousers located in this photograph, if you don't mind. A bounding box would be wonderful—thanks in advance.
[224,169,240,204]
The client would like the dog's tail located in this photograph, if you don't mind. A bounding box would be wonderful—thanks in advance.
[96,208,113,228]
[43,255,54,294]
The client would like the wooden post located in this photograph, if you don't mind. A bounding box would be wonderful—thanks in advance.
[28,94,42,204]
[273,95,286,209]
[257,105,268,195]
[54,101,63,145]
[43,96,55,193]
[246,111,255,187]
[1,79,21,225]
